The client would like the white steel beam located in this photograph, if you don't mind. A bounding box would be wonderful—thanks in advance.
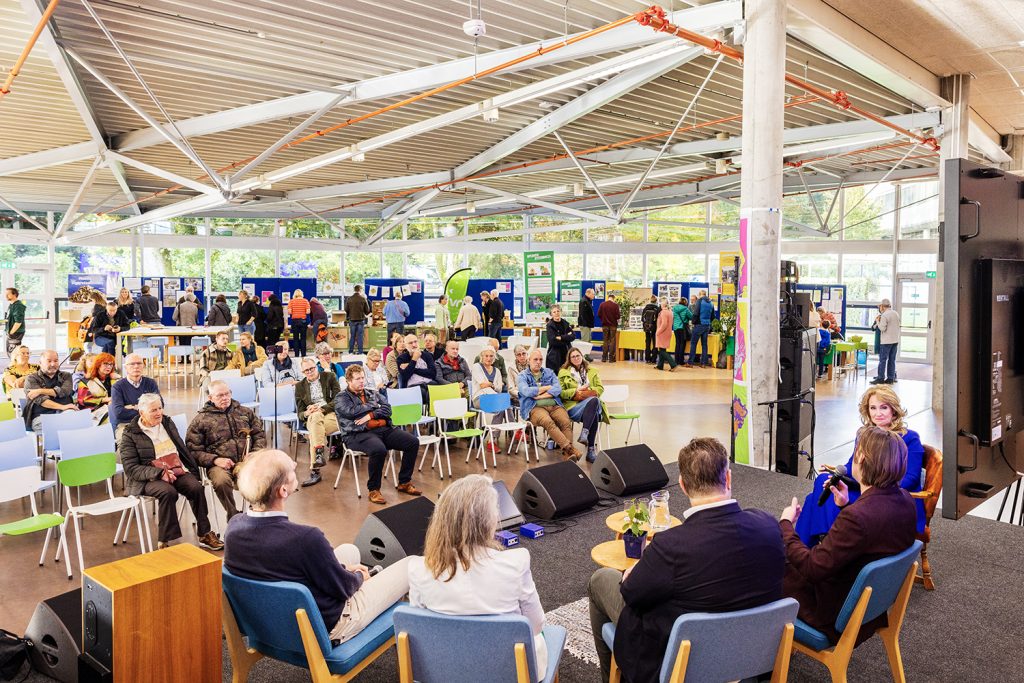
[0,141,99,177]
[462,182,616,224]
[105,151,218,195]
[362,46,705,244]
[0,192,50,233]
[59,193,225,244]
[54,157,103,237]
[109,2,741,152]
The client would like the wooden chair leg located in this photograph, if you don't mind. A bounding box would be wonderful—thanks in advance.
[397,632,413,683]
[914,542,935,591]
[609,655,621,683]
[770,623,794,683]
[222,594,263,683]
[880,627,907,683]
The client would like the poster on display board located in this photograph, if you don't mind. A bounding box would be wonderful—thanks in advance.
[67,274,108,304]
[559,280,582,303]
[524,250,555,312]
[719,251,740,297]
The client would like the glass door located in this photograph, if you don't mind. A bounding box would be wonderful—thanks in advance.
[895,274,934,363]
[2,263,55,355]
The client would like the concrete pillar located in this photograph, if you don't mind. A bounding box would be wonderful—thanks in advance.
[932,75,971,411]
[733,0,787,468]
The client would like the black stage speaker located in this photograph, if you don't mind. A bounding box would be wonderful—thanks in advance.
[25,589,82,683]
[589,444,669,496]
[776,328,816,477]
[513,461,599,519]
[354,496,434,567]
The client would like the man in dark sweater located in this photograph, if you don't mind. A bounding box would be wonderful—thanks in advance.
[224,449,410,641]
[577,287,596,343]
[587,437,785,683]
[109,353,161,435]
[597,294,621,363]
[136,285,162,323]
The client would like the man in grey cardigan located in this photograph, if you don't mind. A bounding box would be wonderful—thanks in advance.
[870,298,902,385]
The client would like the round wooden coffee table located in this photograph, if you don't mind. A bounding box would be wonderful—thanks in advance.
[591,540,639,572]
[604,511,682,539]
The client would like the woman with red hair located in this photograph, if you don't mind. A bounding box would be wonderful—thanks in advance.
[77,352,119,424]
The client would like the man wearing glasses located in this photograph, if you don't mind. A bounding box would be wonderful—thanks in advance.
[295,357,342,487]
[110,353,161,439]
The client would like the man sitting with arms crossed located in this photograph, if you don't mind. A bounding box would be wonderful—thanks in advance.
[295,356,342,488]
[224,449,410,643]
[109,352,161,439]
[336,365,421,506]
[186,380,266,520]
[587,437,785,683]
[24,349,78,432]
[435,339,471,396]
[396,333,438,401]
[120,393,222,550]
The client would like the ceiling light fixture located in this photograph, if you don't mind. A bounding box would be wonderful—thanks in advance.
[351,151,366,162]
[573,182,585,197]
[465,201,476,214]
[482,108,500,122]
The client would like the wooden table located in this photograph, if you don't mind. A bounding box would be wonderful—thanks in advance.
[115,325,234,368]
[591,540,640,572]
[615,330,721,362]
[604,511,682,538]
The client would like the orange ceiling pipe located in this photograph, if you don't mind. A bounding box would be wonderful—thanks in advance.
[0,0,61,99]
[101,12,638,215]
[634,5,940,153]
[303,95,820,217]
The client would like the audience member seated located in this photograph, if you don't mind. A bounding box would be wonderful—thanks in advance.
[588,437,785,683]
[120,393,222,551]
[518,348,580,461]
[397,334,438,399]
[473,338,507,384]
[471,347,507,452]
[384,333,406,388]
[455,295,480,341]
[336,365,422,506]
[2,344,38,391]
[76,352,118,424]
[186,380,267,520]
[295,357,341,488]
[409,475,550,680]
[228,331,267,376]
[313,342,342,379]
[71,353,95,388]
[795,385,925,546]
[779,426,917,644]
[421,332,438,357]
[558,347,607,463]
[260,345,300,387]
[507,344,530,405]
[110,353,161,437]
[198,330,233,399]
[435,340,470,396]
[24,349,77,432]
[362,348,388,393]
[224,449,410,643]
[90,301,128,355]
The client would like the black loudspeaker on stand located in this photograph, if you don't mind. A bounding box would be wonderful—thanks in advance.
[513,461,599,520]
[354,496,434,568]
[589,444,669,496]
[775,328,816,477]
[24,589,82,683]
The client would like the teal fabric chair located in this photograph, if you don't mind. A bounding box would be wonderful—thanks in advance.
[221,567,399,682]
[393,604,567,683]
[602,598,798,683]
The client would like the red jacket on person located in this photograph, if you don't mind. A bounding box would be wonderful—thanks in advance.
[597,299,621,327]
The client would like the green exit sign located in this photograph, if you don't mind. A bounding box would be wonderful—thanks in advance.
[925,271,936,279]
[0,261,15,269]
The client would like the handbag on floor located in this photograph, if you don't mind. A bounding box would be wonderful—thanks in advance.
[0,628,30,681]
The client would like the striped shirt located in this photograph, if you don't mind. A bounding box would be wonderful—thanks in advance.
[288,297,310,320]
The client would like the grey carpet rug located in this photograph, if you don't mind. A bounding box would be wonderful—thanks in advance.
[18,464,1024,682]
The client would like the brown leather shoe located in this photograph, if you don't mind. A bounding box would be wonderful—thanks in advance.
[561,445,582,462]
[396,482,422,496]
[368,489,387,505]
[198,531,224,551]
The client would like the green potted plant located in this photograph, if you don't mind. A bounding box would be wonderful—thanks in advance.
[621,499,650,559]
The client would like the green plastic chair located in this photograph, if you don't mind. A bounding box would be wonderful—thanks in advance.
[602,385,642,445]
[434,398,488,471]
[427,383,475,421]
[0,465,69,572]
[56,451,150,579]
[390,403,446,480]
[0,401,15,422]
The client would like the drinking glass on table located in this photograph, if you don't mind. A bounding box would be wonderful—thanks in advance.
[649,490,671,531]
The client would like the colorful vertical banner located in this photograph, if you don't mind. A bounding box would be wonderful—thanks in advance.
[523,250,555,312]
[443,267,472,323]
[731,220,752,464]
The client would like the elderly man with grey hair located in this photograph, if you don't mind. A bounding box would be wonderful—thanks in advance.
[871,298,902,385]
[110,352,161,437]
[120,393,222,550]
[224,449,410,642]
[487,289,505,340]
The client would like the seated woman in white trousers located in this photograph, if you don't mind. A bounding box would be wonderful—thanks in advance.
[407,475,549,680]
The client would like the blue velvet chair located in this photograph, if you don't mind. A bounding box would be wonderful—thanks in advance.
[793,540,922,683]
[393,604,566,683]
[221,567,399,683]
[603,597,799,683]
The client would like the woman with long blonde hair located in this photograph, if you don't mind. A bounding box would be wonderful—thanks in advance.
[408,475,550,680]
[795,384,925,546]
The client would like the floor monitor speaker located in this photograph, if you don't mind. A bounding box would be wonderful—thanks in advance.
[589,444,669,496]
[513,461,599,520]
[25,589,81,683]
[354,496,435,567]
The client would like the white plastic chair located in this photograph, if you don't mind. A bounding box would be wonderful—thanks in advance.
[333,439,365,498]
[258,385,298,449]
[571,340,594,358]
[210,368,242,382]
[506,335,536,351]
[476,393,534,464]
[435,398,487,471]
[0,461,69,574]
[602,384,641,445]
[39,410,95,478]
[224,375,259,409]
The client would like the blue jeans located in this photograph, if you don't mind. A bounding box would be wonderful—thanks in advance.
[386,322,404,343]
[238,322,255,336]
[689,324,710,365]
[348,320,365,353]
[567,397,602,448]
[488,321,503,340]
[94,334,116,355]
[876,343,898,381]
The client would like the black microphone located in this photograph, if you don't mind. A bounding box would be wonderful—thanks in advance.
[817,465,857,506]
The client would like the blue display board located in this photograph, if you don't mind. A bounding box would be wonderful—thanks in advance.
[467,279,515,321]
[653,281,710,307]
[365,278,425,324]
[122,275,205,325]
[557,279,606,346]
[241,277,318,311]
[795,283,847,332]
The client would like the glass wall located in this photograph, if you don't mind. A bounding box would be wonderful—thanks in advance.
[279,250,342,294]
[210,249,275,292]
